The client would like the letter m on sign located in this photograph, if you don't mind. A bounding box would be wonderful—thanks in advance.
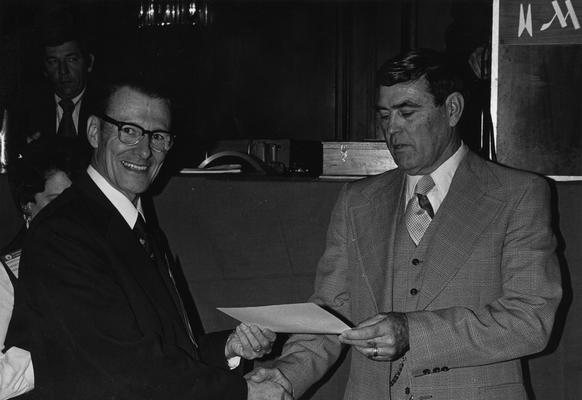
[519,3,533,37]
[541,0,581,31]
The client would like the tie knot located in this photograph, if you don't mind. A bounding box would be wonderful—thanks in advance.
[59,99,75,113]
[415,175,435,196]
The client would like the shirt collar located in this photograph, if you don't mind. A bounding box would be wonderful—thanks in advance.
[405,142,468,213]
[87,165,144,229]
[55,87,86,107]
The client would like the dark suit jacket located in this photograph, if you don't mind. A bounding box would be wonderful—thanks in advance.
[7,173,247,399]
[13,85,94,166]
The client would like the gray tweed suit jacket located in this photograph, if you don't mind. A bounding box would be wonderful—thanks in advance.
[275,150,562,400]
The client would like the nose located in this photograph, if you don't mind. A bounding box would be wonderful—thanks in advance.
[135,134,152,159]
[58,60,69,77]
[386,113,403,136]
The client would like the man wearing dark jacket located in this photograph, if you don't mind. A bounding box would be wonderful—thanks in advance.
[7,73,291,399]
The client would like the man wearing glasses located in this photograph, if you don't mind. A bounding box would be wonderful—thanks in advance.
[6,76,292,400]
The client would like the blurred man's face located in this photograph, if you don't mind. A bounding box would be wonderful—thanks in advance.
[44,40,94,99]
[88,86,171,204]
[28,170,72,220]
[376,76,462,176]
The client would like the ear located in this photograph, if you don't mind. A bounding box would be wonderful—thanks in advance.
[86,53,95,73]
[445,92,464,128]
[87,115,101,150]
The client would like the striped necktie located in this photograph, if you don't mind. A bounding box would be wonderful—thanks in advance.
[405,175,435,245]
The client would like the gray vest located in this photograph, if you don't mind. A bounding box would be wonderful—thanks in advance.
[388,199,438,399]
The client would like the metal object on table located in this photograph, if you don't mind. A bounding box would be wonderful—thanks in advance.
[209,139,322,176]
[198,151,266,173]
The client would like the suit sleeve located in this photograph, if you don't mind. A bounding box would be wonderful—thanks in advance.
[12,217,247,400]
[275,184,350,398]
[405,175,562,376]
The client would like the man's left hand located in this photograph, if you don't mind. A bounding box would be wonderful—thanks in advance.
[225,323,276,360]
[338,312,409,361]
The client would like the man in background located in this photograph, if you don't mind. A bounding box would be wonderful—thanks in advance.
[250,49,562,400]
[15,21,95,166]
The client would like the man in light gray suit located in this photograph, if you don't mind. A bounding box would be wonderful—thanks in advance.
[248,49,562,399]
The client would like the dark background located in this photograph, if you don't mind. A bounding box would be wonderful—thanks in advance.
[0,0,492,169]
[1,2,581,399]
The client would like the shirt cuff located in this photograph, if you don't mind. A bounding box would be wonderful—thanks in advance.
[0,346,35,398]
[227,356,241,370]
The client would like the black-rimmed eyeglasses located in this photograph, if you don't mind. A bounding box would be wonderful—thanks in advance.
[97,114,174,152]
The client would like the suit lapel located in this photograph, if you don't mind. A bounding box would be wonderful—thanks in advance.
[78,91,93,140]
[351,171,405,311]
[147,225,188,325]
[76,175,197,357]
[417,153,504,310]
[42,95,57,137]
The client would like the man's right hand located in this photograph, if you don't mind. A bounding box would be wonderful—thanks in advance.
[246,368,293,400]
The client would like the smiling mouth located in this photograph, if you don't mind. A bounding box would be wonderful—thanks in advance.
[121,160,148,172]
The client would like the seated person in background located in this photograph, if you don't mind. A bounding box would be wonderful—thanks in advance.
[0,148,74,400]
[6,70,291,399]
[14,8,96,166]
[2,148,75,266]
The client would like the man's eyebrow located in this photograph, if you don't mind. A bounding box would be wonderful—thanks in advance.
[45,52,81,59]
[392,100,422,109]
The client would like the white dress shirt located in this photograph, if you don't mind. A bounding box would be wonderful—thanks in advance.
[0,266,34,399]
[87,165,144,227]
[405,142,469,215]
[55,89,86,135]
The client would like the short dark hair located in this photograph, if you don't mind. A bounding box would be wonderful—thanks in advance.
[376,49,465,106]
[43,35,92,61]
[36,5,92,60]
[91,69,173,118]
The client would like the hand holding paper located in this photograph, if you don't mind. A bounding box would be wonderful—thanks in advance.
[218,302,351,334]
[225,323,276,360]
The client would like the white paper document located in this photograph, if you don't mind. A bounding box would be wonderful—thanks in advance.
[217,302,351,334]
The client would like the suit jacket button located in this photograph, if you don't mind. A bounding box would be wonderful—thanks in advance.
[423,369,431,375]
[432,367,440,373]
[405,387,410,395]
[410,288,419,296]
[442,366,449,372]
[411,258,421,266]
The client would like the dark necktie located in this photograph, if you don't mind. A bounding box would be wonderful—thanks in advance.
[133,214,198,348]
[405,175,435,245]
[57,99,77,137]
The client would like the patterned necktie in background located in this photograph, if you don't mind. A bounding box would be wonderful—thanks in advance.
[57,99,77,137]
[405,175,435,245]
[133,214,198,348]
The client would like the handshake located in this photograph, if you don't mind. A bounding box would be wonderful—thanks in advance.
[246,367,293,400]
[225,323,293,400]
